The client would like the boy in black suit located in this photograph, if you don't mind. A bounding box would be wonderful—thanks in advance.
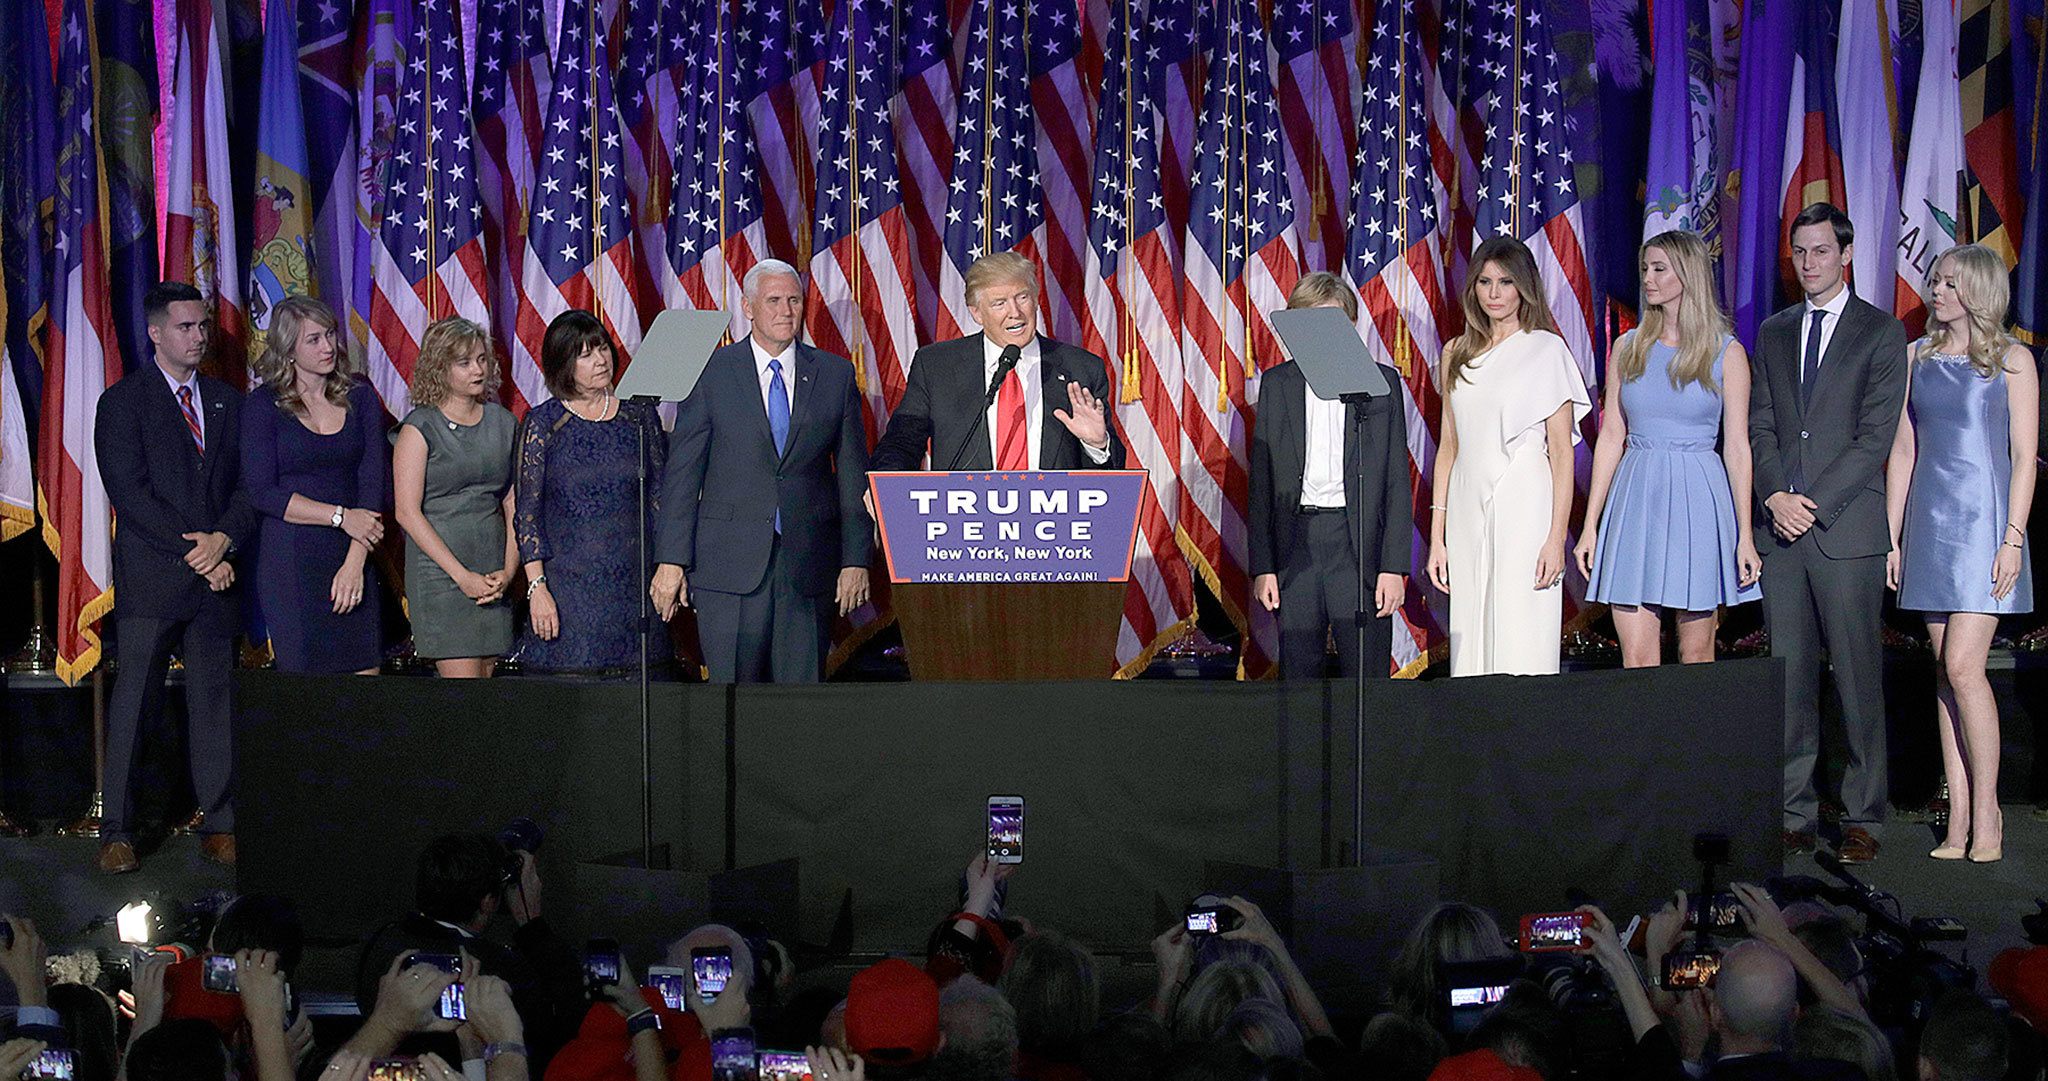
[92,282,256,873]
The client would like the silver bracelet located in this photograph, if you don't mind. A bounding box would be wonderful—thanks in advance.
[1430,504,1449,512]
[525,575,548,599]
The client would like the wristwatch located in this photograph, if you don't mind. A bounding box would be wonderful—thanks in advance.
[483,1042,528,1065]
[329,505,346,529]
[624,1008,661,1037]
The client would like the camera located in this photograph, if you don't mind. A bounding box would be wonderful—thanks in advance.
[201,953,239,994]
[1793,852,1975,1030]
[712,1028,759,1081]
[404,952,465,1021]
[693,946,734,1003]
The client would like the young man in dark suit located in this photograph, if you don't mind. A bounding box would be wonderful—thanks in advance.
[1749,203,1908,864]
[871,251,1126,472]
[1249,272,1412,679]
[93,282,258,873]
[651,260,872,682]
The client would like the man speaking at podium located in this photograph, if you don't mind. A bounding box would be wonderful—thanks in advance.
[651,260,872,683]
[872,252,1126,472]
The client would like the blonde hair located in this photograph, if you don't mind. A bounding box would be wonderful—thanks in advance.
[964,251,1038,307]
[410,318,499,409]
[1614,230,1730,392]
[251,295,353,412]
[1919,244,2016,378]
[1286,271,1359,321]
[1442,237,1557,390]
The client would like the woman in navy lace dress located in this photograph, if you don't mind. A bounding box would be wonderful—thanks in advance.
[513,310,664,675]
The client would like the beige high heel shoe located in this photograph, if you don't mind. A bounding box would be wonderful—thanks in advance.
[1968,807,2003,863]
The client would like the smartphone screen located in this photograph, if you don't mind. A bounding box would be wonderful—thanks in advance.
[648,966,689,1010]
[987,795,1024,864]
[585,939,621,988]
[711,1029,758,1081]
[1186,909,1220,935]
[758,1051,813,1081]
[27,1050,77,1081]
[367,1060,427,1081]
[1684,893,1743,933]
[402,952,464,1020]
[1519,912,1588,953]
[693,947,734,1002]
[1662,950,1722,990]
[201,953,239,994]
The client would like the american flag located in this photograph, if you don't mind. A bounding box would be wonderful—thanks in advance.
[659,0,766,335]
[1029,0,1098,345]
[43,0,121,684]
[805,0,919,441]
[1147,0,1207,274]
[1273,0,1361,275]
[473,0,553,411]
[298,0,359,310]
[614,0,687,323]
[1079,0,1196,676]
[892,0,958,345]
[163,0,248,387]
[739,0,827,267]
[935,0,1044,339]
[1179,0,1302,678]
[1346,0,1453,676]
[514,0,642,395]
[363,0,494,417]
[1460,0,1597,590]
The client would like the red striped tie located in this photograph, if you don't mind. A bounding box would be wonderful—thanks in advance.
[178,385,205,454]
[994,369,1027,470]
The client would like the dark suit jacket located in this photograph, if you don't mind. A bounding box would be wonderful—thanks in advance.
[870,334,1129,472]
[655,339,872,597]
[1749,294,1908,559]
[93,365,258,631]
[1248,360,1411,579]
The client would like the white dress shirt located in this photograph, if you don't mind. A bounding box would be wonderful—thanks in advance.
[980,336,1110,468]
[749,335,797,423]
[1798,285,1852,383]
[1300,382,1347,508]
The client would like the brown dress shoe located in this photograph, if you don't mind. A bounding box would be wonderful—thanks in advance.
[98,840,140,874]
[200,833,237,867]
[1782,829,1818,856]
[1838,826,1880,864]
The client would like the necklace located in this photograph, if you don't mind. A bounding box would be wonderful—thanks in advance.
[566,393,616,423]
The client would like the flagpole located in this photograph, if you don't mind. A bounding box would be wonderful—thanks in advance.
[1510,0,1525,237]
[424,17,439,320]
[1120,0,1138,405]
[1234,1,1253,401]
[1308,2,1328,252]
[847,0,865,387]
[588,0,603,329]
[1394,0,1411,379]
[795,0,816,266]
[716,0,730,314]
[982,0,996,256]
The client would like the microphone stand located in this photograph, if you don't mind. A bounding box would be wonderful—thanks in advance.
[629,395,658,869]
[1341,389,1376,866]
[943,348,1020,471]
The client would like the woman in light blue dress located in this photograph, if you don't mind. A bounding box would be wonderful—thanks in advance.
[1886,243,2038,864]
[1575,230,1762,668]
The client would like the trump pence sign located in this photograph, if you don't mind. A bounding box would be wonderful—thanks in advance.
[869,471,1147,584]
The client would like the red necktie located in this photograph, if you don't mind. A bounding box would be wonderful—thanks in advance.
[178,385,205,454]
[994,368,1027,470]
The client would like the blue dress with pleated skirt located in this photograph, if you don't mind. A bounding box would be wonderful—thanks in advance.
[1587,337,1760,610]
[1897,344,2033,615]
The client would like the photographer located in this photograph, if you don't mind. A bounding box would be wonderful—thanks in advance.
[356,835,585,1069]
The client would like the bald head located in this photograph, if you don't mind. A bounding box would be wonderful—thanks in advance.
[1714,942,1799,1050]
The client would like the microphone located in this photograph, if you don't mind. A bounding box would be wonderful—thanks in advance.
[944,343,1023,471]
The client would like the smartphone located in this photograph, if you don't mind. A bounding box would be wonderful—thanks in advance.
[648,965,690,1010]
[404,951,465,1021]
[711,1028,759,1081]
[758,1050,813,1081]
[367,1060,428,1081]
[1184,902,1242,937]
[1661,948,1722,991]
[201,953,240,994]
[1518,912,1590,953]
[692,946,734,1003]
[1438,958,1522,1034]
[987,795,1024,864]
[25,1050,76,1081]
[1683,893,1744,935]
[585,938,622,990]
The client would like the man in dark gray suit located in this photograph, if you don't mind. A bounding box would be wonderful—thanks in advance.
[650,260,872,682]
[1248,272,1412,679]
[1749,203,1908,864]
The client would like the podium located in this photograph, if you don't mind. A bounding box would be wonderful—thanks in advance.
[869,470,1148,680]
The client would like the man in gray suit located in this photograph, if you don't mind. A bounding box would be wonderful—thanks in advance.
[650,260,872,682]
[1749,203,1908,863]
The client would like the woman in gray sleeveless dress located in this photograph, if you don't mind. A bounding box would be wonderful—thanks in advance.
[393,318,518,676]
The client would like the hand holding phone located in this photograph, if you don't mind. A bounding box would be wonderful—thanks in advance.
[1184,901,1244,937]
[201,953,240,994]
[758,1050,814,1081]
[692,947,735,1004]
[25,1049,76,1081]
[1661,948,1722,991]
[1518,912,1591,953]
[711,1028,759,1081]
[648,966,690,1011]
[585,938,622,992]
[398,951,466,1023]
[986,796,1024,865]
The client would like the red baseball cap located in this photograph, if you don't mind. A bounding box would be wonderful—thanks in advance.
[1427,1050,1544,1081]
[844,959,942,1065]
[1991,946,2048,1030]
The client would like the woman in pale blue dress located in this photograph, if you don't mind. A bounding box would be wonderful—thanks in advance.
[1886,243,2038,864]
[1575,230,1762,668]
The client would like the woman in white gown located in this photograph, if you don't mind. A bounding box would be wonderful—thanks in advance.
[1426,237,1592,675]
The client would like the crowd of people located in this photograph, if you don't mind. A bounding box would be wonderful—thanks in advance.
[3,834,2047,1081]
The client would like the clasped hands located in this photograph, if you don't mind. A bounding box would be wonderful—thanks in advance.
[1765,491,1819,541]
